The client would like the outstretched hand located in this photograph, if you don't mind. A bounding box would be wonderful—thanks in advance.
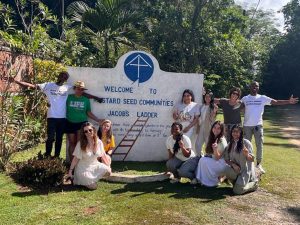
[289,95,299,104]
[94,97,104,103]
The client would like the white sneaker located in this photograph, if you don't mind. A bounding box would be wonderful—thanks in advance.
[190,178,198,185]
[256,164,266,174]
[170,178,180,184]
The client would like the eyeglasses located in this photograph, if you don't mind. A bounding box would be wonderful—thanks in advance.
[84,129,93,134]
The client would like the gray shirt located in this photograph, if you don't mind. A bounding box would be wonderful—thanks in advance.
[224,139,257,186]
[219,98,243,124]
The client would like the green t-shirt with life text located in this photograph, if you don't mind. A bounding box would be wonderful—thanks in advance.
[66,94,91,123]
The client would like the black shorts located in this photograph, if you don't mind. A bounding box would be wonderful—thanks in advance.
[65,120,87,134]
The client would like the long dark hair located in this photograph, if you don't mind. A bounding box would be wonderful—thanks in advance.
[171,122,183,155]
[227,124,244,153]
[97,120,113,145]
[203,89,215,110]
[181,89,195,103]
[205,121,224,155]
[80,122,98,151]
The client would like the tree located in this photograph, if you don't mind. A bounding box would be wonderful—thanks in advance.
[67,0,141,67]
[262,0,300,98]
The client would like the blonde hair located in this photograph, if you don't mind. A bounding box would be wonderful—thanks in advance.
[97,120,113,145]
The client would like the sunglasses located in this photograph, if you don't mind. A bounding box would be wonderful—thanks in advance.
[232,92,239,96]
[84,128,93,134]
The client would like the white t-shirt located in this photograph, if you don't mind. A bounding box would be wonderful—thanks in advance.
[173,102,200,128]
[38,82,72,118]
[241,94,272,126]
[166,134,195,161]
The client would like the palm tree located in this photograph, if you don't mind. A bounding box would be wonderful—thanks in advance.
[67,0,141,67]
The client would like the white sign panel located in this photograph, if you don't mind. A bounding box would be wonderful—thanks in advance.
[68,51,203,161]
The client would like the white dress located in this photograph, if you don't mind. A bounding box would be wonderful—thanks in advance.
[196,137,227,187]
[73,140,111,186]
[173,102,200,152]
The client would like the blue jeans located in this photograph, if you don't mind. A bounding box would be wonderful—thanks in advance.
[166,156,200,180]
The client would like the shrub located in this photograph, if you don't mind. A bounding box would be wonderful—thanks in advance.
[12,152,66,188]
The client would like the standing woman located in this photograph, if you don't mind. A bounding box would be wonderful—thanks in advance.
[224,124,258,195]
[97,119,116,157]
[173,89,200,148]
[214,87,243,141]
[66,81,102,162]
[195,90,218,156]
[67,122,111,190]
[195,121,227,187]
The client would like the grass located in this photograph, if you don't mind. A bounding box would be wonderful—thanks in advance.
[0,107,299,224]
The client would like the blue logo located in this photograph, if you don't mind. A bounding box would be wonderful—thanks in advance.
[124,52,154,85]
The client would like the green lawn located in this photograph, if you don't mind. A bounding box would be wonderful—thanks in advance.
[0,108,299,225]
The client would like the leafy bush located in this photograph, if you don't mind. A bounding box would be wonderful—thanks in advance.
[12,152,66,188]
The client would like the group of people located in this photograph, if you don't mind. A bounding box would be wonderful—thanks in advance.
[167,84,298,195]
[10,72,115,190]
[10,72,298,193]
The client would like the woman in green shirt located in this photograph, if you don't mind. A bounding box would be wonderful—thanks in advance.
[66,81,101,162]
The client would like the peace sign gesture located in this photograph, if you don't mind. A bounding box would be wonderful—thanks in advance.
[212,138,218,150]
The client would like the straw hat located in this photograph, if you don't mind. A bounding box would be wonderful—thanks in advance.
[73,81,87,90]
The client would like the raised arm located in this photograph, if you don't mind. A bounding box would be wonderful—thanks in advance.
[271,95,299,106]
[82,92,103,103]
[179,140,191,158]
[8,77,39,89]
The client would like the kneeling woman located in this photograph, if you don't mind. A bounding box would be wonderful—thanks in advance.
[195,121,227,187]
[224,125,258,195]
[166,122,200,183]
[68,122,111,190]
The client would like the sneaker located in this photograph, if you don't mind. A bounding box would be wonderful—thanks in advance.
[256,164,266,174]
[190,178,198,185]
[170,178,180,184]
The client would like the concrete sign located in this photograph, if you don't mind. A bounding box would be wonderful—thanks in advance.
[68,51,203,161]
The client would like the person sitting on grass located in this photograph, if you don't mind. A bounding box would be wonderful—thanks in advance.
[166,122,200,184]
[195,121,227,187]
[67,122,111,190]
[224,124,258,195]
[97,119,116,158]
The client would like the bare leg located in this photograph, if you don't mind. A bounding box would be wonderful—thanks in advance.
[67,133,77,163]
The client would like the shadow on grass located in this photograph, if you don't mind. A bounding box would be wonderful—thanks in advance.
[264,142,299,149]
[110,180,233,202]
[286,207,300,223]
[11,183,93,197]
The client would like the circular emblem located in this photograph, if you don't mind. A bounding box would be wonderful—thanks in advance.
[124,52,154,85]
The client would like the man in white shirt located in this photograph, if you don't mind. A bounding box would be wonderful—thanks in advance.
[11,72,103,158]
[12,72,71,157]
[241,81,298,173]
